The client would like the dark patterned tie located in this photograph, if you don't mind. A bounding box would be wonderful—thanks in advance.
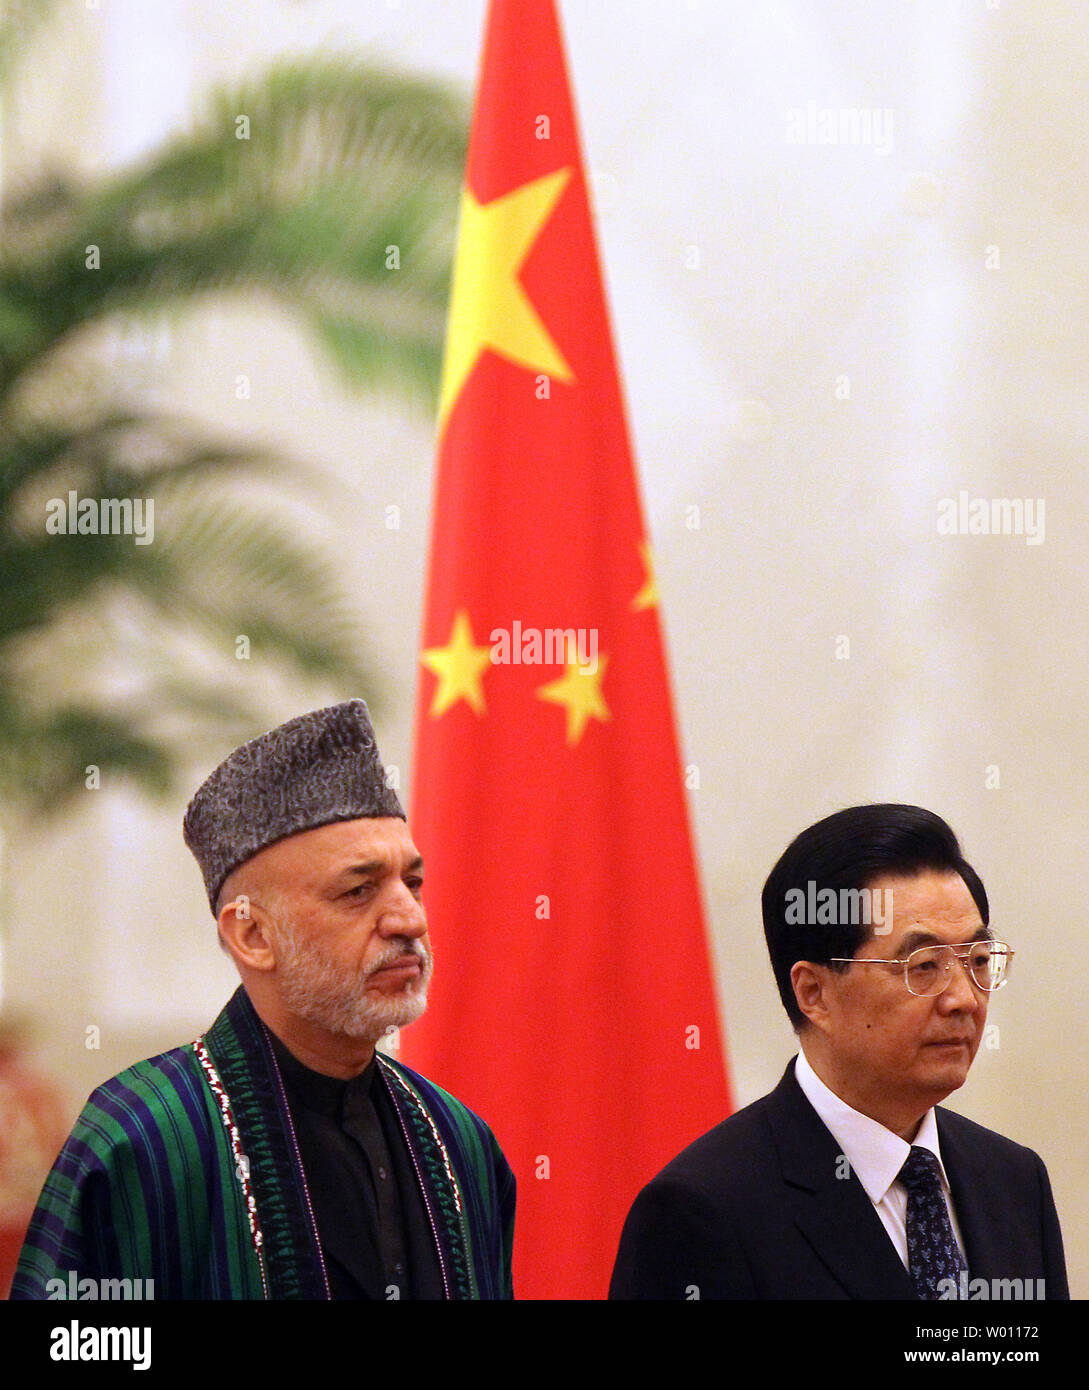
[898,1146,968,1299]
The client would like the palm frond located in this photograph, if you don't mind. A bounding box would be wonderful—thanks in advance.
[0,0,63,90]
[0,48,458,810]
[0,697,173,812]
[0,57,468,408]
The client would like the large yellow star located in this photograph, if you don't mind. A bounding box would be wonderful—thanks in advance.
[632,539,659,611]
[420,609,492,718]
[537,655,610,746]
[437,167,576,427]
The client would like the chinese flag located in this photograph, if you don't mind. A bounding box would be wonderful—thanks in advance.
[405,0,732,1300]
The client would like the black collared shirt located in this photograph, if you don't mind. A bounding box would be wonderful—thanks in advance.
[269,1035,443,1299]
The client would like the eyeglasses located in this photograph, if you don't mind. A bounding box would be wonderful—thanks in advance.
[825,940,1013,997]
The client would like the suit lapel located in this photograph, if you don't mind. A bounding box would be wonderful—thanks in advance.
[937,1108,1002,1281]
[766,1061,917,1299]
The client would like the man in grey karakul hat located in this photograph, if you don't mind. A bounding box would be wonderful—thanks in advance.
[13,700,515,1302]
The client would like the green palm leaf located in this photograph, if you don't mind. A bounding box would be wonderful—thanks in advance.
[0,58,467,408]
[0,48,469,807]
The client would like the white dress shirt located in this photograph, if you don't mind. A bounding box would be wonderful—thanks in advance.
[793,1048,967,1270]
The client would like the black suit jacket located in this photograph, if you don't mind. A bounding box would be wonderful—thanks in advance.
[610,1060,1069,1299]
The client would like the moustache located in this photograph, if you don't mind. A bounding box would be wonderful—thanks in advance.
[366,942,432,977]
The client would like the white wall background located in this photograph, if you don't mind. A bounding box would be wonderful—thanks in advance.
[3,0,1086,1296]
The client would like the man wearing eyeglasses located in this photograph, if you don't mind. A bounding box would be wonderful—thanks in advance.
[609,803,1068,1300]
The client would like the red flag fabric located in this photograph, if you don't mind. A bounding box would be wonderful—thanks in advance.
[405,0,732,1300]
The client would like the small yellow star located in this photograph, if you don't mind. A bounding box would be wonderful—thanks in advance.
[420,609,492,718]
[537,655,611,746]
[438,167,576,428]
[632,539,659,611]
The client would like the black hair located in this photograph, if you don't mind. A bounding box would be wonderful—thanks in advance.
[762,804,989,1030]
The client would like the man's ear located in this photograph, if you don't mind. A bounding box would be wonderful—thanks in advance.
[217,893,279,973]
[790,960,834,1034]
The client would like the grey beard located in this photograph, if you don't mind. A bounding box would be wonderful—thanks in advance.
[275,929,432,1042]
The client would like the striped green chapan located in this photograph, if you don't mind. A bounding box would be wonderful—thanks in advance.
[12,987,514,1300]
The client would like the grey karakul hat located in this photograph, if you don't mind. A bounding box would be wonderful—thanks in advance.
[183,699,405,912]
